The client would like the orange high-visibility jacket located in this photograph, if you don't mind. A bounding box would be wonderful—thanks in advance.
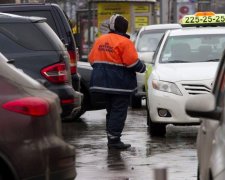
[88,32,146,95]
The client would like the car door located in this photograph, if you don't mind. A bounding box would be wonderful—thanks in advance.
[197,51,225,180]
[209,56,225,180]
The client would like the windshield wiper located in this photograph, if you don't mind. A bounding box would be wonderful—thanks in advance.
[166,60,188,63]
[205,59,220,62]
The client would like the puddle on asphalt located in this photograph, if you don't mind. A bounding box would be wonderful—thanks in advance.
[62,107,198,180]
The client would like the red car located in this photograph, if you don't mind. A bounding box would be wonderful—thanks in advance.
[0,53,76,180]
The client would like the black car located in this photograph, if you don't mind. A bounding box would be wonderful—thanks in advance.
[0,53,76,180]
[0,12,81,120]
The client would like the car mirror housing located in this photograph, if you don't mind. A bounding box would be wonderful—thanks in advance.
[185,93,221,120]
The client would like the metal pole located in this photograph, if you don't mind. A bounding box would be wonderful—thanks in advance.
[88,0,92,54]
[154,167,167,180]
[160,0,163,24]
[173,0,177,23]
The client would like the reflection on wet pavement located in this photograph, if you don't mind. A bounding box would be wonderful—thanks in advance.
[62,106,198,180]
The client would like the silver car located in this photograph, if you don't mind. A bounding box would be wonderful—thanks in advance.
[185,50,225,180]
[131,24,182,108]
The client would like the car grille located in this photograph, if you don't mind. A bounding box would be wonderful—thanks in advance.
[182,84,211,95]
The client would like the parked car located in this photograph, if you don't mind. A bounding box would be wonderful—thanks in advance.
[76,61,107,116]
[146,13,225,136]
[131,23,182,108]
[185,50,225,180]
[0,12,82,120]
[0,53,76,179]
[0,3,81,90]
[0,3,98,120]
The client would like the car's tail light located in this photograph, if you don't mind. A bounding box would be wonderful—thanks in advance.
[68,50,77,74]
[61,98,75,104]
[60,97,80,105]
[2,97,49,116]
[41,63,68,84]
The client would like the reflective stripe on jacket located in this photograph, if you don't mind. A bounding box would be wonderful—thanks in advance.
[88,32,146,95]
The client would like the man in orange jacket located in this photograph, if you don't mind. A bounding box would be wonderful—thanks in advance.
[88,14,146,150]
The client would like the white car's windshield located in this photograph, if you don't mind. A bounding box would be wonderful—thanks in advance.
[159,34,225,63]
[137,31,164,52]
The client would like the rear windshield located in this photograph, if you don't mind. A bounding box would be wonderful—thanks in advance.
[12,11,58,33]
[12,10,75,49]
[137,30,166,52]
[0,22,64,51]
[0,53,43,89]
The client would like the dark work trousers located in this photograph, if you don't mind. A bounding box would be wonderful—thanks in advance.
[105,94,130,143]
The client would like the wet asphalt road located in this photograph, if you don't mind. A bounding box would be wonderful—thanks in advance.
[62,103,199,180]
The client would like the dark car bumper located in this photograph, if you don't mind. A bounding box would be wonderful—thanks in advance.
[60,91,83,118]
[7,136,76,180]
[1,134,77,180]
[49,84,82,118]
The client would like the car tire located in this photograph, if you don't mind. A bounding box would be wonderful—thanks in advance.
[209,169,213,180]
[146,104,166,137]
[131,96,142,109]
[149,122,166,137]
[0,165,14,180]
[146,102,150,126]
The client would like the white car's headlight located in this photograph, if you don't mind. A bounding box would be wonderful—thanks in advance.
[152,80,182,96]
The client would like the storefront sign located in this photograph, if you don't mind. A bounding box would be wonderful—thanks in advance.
[135,16,149,29]
[98,3,131,34]
[134,5,149,13]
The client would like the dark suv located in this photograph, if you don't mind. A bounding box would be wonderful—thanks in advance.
[0,3,84,120]
[0,3,81,92]
[0,3,107,119]
[0,12,81,119]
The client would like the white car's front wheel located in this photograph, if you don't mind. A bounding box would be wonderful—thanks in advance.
[146,104,166,137]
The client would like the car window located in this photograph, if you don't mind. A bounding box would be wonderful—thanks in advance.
[0,33,29,53]
[37,22,66,50]
[8,10,73,49]
[0,54,43,89]
[159,34,225,63]
[0,22,66,52]
[130,30,139,42]
[0,23,54,51]
[13,11,58,33]
[151,33,166,64]
[137,31,164,52]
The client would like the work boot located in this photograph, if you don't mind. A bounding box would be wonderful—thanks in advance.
[107,141,131,150]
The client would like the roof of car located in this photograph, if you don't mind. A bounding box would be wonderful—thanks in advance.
[140,23,182,31]
[0,3,59,9]
[168,26,225,36]
[0,12,46,23]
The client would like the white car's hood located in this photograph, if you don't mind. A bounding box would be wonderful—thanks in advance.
[138,52,154,63]
[155,62,219,82]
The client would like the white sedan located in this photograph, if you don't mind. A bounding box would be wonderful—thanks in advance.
[146,26,225,136]
[131,24,182,108]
